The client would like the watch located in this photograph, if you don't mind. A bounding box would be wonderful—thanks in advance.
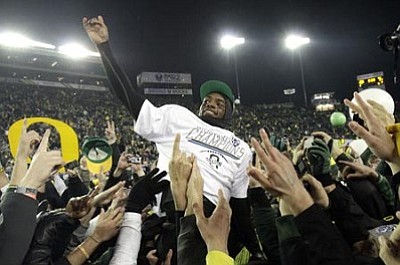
[15,186,38,196]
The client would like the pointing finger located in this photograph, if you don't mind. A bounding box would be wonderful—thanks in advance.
[37,129,51,152]
[21,117,28,134]
[172,133,181,158]
[98,15,104,24]
[260,129,280,161]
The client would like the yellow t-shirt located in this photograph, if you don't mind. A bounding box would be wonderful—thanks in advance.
[206,250,234,265]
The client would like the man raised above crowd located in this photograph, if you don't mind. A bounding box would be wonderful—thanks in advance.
[83,15,265,264]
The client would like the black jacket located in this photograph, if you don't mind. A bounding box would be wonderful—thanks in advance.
[23,211,79,265]
[276,204,353,265]
[0,192,38,265]
[328,183,381,245]
[249,187,281,265]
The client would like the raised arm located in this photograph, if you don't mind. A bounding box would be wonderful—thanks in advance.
[83,16,145,119]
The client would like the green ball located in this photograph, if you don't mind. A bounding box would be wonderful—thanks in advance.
[330,112,346,127]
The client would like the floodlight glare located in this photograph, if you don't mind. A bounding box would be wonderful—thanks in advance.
[31,40,56,49]
[285,35,310,50]
[0,32,55,49]
[0,32,32,48]
[220,35,245,50]
[58,43,100,58]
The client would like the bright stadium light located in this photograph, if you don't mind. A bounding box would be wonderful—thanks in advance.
[58,43,100,58]
[284,34,310,107]
[0,32,31,47]
[220,34,245,103]
[31,40,56,49]
[0,32,55,49]
[285,34,310,50]
[220,35,245,50]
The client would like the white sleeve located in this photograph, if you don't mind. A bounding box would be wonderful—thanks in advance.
[231,154,251,199]
[109,212,142,265]
[134,99,172,142]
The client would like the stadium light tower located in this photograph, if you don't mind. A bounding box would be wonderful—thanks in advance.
[220,35,245,104]
[285,34,310,108]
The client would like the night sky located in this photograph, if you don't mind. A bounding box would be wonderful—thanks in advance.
[0,0,399,105]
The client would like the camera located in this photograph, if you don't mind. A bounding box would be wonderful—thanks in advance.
[379,23,400,83]
[303,136,314,149]
[379,26,400,52]
[64,160,80,170]
[128,156,142,164]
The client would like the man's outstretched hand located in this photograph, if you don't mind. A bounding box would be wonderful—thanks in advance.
[125,168,168,213]
[193,189,232,254]
[83,15,109,45]
[20,129,64,190]
[169,133,194,211]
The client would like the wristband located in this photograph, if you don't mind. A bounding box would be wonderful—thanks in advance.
[88,235,101,244]
[78,245,90,259]
[6,185,18,193]
[15,186,38,200]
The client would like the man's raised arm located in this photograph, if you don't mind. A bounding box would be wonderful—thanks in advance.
[83,15,145,119]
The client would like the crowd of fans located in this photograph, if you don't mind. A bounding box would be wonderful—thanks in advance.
[2,81,400,265]
[234,103,354,144]
[2,15,400,265]
[0,82,357,173]
[0,83,158,172]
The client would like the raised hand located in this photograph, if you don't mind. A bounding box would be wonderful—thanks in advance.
[125,168,168,213]
[93,166,108,190]
[301,174,329,209]
[66,195,91,219]
[20,129,64,189]
[292,137,306,165]
[91,204,124,243]
[185,158,204,216]
[379,212,400,265]
[311,131,343,159]
[248,129,313,216]
[10,118,41,186]
[311,131,332,144]
[91,181,126,208]
[367,100,395,127]
[193,189,232,254]
[169,133,194,210]
[305,139,334,187]
[105,120,117,145]
[117,151,133,170]
[344,92,400,167]
[146,249,173,265]
[339,160,379,182]
[82,15,109,45]
[17,119,41,158]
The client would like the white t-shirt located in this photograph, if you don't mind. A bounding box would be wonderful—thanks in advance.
[134,100,252,205]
